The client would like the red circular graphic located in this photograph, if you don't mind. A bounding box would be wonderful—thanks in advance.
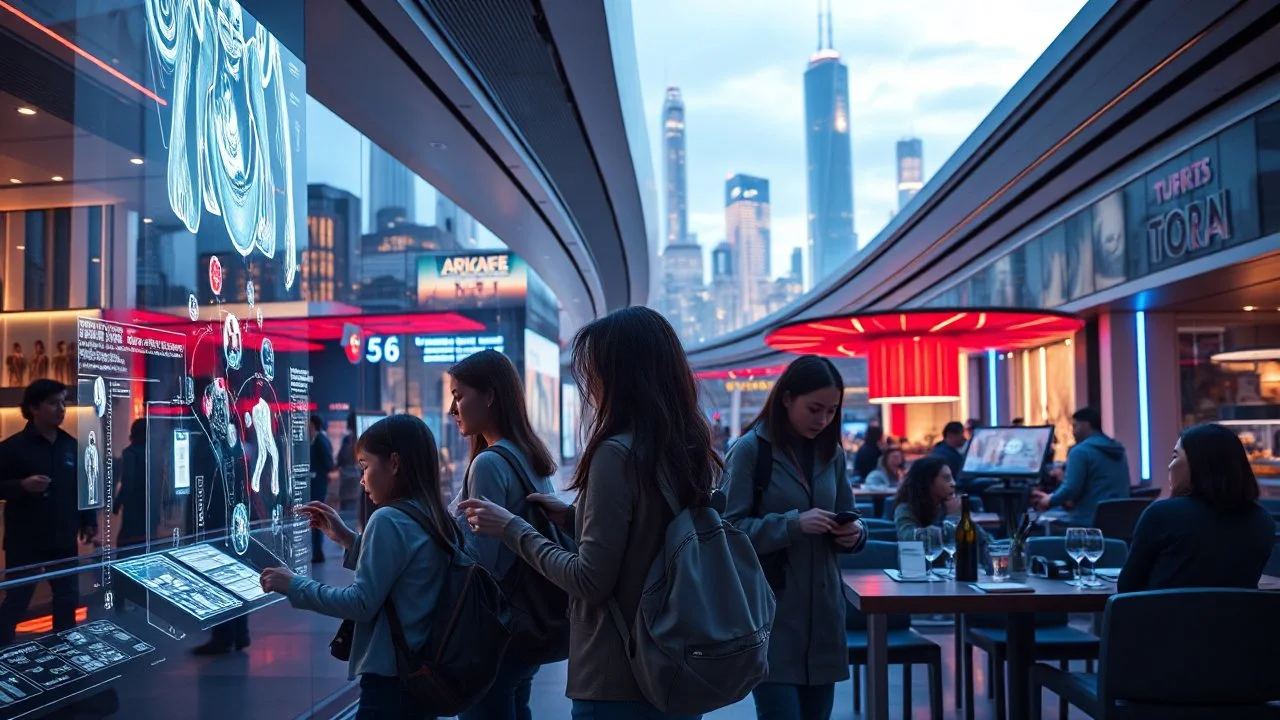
[209,256,223,296]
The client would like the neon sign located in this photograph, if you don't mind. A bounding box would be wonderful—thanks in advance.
[439,254,510,278]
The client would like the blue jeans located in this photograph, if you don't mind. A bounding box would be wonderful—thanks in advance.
[357,674,435,720]
[459,659,538,720]
[751,682,835,720]
[570,699,702,719]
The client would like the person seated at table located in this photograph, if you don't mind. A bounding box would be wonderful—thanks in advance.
[864,446,904,489]
[1117,423,1275,594]
[893,456,992,545]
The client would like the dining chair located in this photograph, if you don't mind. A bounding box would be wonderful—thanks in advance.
[1031,588,1280,719]
[839,541,944,720]
[1091,499,1153,545]
[961,537,1127,720]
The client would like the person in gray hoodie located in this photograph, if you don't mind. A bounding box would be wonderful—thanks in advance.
[724,355,866,720]
[1032,407,1131,525]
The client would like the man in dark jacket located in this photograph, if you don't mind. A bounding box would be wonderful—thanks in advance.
[309,415,334,562]
[1033,407,1131,525]
[0,380,97,644]
[931,421,967,480]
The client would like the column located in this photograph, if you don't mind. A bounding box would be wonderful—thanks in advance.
[1095,311,1179,486]
[729,387,742,440]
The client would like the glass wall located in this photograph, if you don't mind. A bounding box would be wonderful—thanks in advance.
[0,1,559,717]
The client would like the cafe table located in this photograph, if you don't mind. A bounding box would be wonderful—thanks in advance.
[843,570,1280,720]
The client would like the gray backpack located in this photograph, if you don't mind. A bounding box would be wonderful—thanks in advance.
[607,470,776,715]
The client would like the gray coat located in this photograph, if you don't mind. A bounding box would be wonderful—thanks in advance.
[723,425,863,686]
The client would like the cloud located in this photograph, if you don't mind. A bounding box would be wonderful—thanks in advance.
[633,0,1087,288]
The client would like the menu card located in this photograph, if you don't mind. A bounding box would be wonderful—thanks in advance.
[897,541,928,579]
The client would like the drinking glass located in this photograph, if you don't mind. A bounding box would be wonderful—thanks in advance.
[988,540,1012,582]
[1081,528,1105,587]
[941,521,957,579]
[915,527,943,576]
[1064,527,1087,587]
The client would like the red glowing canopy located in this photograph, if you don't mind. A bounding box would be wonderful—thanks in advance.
[695,364,789,381]
[766,309,1083,404]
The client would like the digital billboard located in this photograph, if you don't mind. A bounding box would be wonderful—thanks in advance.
[417,252,529,310]
[524,329,561,462]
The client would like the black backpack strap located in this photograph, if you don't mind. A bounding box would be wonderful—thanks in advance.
[751,435,773,518]
[481,445,538,497]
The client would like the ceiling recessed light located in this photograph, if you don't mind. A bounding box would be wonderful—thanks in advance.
[8,179,20,184]
[91,258,101,263]
[142,217,153,224]
[129,157,144,166]
[1244,305,1258,311]
[16,107,35,116]
[429,141,447,150]
[51,176,63,182]
[14,245,24,251]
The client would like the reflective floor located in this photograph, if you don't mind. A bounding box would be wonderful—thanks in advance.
[82,540,1078,719]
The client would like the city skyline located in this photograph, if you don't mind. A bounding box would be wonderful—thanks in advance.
[633,0,1087,290]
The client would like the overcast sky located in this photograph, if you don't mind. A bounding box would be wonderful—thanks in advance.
[631,0,1086,286]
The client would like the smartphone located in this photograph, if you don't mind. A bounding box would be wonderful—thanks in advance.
[835,510,862,525]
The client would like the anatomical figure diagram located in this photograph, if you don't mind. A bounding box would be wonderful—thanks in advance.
[247,397,279,495]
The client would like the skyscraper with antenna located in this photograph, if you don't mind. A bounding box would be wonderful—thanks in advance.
[804,0,856,288]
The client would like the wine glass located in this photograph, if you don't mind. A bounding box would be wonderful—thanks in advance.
[915,526,943,576]
[1064,527,1086,587]
[941,521,957,578]
[1081,528,1105,587]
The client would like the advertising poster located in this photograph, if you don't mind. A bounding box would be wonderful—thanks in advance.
[523,330,561,462]
[417,252,529,311]
[1092,190,1128,291]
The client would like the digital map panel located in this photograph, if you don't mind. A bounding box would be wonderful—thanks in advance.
[170,544,267,602]
[113,555,242,620]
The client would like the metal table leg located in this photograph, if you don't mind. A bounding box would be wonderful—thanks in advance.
[866,612,890,720]
[1005,612,1035,719]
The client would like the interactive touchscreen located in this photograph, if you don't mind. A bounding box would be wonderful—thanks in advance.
[113,555,242,620]
[0,621,153,710]
[960,425,1054,478]
[170,544,266,602]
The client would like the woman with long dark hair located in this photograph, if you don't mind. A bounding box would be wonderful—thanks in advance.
[1118,423,1275,593]
[723,355,864,720]
[447,349,557,720]
[261,415,461,719]
[461,306,720,720]
[893,456,959,539]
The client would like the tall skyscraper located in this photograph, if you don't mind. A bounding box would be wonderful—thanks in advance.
[709,241,739,337]
[306,184,362,303]
[662,87,688,248]
[897,137,924,210]
[804,0,856,286]
[661,236,704,344]
[368,144,415,232]
[436,194,477,248]
[725,174,771,327]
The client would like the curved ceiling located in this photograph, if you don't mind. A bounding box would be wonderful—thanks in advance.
[306,0,654,340]
[687,0,1280,372]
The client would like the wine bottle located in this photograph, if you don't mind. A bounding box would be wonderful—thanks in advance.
[955,494,979,582]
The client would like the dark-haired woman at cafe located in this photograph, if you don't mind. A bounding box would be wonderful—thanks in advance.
[1118,423,1275,593]
[724,355,865,720]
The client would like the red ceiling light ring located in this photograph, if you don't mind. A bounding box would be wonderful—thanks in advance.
[765,308,1083,404]
[868,336,960,404]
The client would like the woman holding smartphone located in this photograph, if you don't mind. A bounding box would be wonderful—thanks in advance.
[723,355,866,720]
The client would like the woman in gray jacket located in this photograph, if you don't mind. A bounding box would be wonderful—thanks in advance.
[724,355,866,720]
[461,307,721,719]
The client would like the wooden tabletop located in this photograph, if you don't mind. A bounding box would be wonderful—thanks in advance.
[843,570,1280,615]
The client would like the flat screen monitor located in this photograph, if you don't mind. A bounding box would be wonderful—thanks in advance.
[960,425,1054,479]
[355,414,382,439]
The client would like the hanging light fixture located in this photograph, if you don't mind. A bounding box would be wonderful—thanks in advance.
[766,309,1084,404]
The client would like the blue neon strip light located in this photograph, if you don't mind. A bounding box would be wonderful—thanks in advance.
[987,350,999,425]
[1135,311,1151,481]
